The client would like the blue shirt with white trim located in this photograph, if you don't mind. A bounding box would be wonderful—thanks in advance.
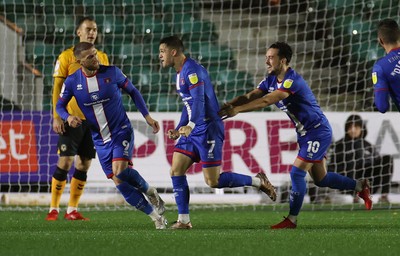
[257,68,327,135]
[175,57,221,130]
[372,47,400,112]
[56,65,149,144]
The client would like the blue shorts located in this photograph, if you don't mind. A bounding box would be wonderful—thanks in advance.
[297,120,332,162]
[95,127,134,178]
[175,120,224,168]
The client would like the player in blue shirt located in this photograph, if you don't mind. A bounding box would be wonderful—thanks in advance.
[219,42,372,229]
[159,35,277,229]
[56,42,167,229]
[372,19,400,112]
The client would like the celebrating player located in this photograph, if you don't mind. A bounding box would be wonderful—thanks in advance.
[219,41,372,229]
[159,35,277,229]
[46,17,109,221]
[372,19,400,112]
[56,42,167,229]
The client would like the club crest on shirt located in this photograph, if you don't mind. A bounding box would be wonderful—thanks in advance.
[283,79,293,89]
[91,93,99,101]
[188,73,199,84]
[104,78,111,83]
[372,72,377,84]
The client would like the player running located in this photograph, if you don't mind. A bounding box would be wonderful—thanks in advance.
[56,42,167,229]
[159,35,277,229]
[219,41,372,229]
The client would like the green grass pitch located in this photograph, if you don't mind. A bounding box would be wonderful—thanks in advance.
[1,206,399,256]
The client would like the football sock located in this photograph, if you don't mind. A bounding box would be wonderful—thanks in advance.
[217,172,252,188]
[50,167,68,209]
[116,168,149,193]
[148,210,161,221]
[251,177,261,187]
[178,214,190,224]
[116,182,153,214]
[171,176,190,214]
[315,172,356,191]
[68,169,87,211]
[289,166,307,216]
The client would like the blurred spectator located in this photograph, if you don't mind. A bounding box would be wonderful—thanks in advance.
[0,95,20,111]
[328,114,393,203]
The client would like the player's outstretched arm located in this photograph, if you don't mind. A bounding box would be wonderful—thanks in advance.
[219,89,265,119]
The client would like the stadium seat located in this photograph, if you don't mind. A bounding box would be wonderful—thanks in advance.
[350,40,384,67]
[366,1,400,22]
[35,0,75,15]
[96,15,125,36]
[215,69,255,101]
[178,19,218,43]
[332,15,369,45]
[53,16,76,35]
[125,15,175,43]
[121,0,154,14]
[1,0,35,14]
[187,42,236,69]
[207,64,229,84]
[83,0,122,15]
[130,66,174,94]
[146,94,181,112]
[156,0,199,13]
[14,15,51,41]
[109,43,153,69]
[25,41,62,65]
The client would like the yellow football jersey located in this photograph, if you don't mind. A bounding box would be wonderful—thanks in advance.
[52,47,109,119]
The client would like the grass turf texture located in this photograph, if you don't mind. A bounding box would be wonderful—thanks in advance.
[1,206,399,256]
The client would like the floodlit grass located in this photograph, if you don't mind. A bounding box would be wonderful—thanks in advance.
[0,206,399,256]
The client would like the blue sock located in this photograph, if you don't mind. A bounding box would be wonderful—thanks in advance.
[171,176,190,214]
[116,182,153,214]
[116,168,149,193]
[289,166,307,216]
[217,172,252,188]
[315,172,356,190]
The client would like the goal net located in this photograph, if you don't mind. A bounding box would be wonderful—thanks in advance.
[0,0,399,210]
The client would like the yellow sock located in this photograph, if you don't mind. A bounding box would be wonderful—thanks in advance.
[68,177,86,208]
[50,177,67,209]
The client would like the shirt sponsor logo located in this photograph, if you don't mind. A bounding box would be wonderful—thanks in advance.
[77,84,83,90]
[188,73,199,84]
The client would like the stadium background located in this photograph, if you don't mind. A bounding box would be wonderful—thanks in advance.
[0,0,399,209]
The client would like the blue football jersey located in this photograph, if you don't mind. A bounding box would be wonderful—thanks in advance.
[57,65,149,144]
[174,57,221,131]
[257,68,327,135]
[372,47,400,112]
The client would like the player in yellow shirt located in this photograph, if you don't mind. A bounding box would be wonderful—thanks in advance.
[46,17,109,221]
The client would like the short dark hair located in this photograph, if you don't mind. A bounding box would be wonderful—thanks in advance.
[269,42,293,64]
[378,19,400,44]
[73,42,94,58]
[76,16,96,31]
[159,35,184,53]
[345,114,367,139]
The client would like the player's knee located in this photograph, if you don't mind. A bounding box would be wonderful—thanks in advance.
[75,157,92,171]
[57,156,74,170]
